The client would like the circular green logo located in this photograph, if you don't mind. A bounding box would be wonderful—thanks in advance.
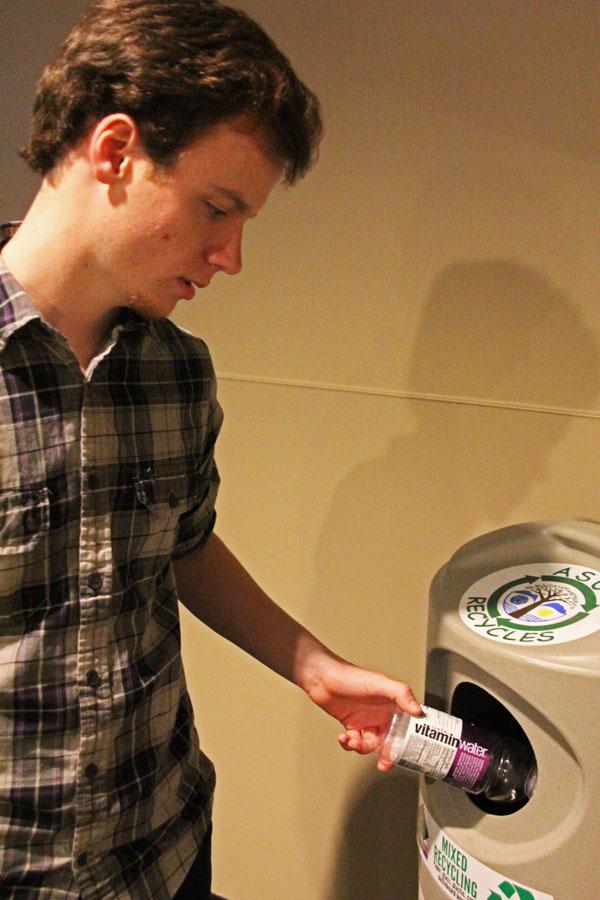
[459,564,600,645]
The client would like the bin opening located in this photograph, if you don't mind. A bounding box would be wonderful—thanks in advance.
[450,681,537,816]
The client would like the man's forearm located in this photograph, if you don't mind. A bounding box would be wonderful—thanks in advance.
[173,531,338,692]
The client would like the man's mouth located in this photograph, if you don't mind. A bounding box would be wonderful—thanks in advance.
[180,278,207,289]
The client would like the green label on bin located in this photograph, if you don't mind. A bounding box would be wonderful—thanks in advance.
[458,563,600,646]
[488,881,535,900]
[418,803,553,900]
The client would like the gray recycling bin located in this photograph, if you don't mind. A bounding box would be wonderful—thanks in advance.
[418,519,600,900]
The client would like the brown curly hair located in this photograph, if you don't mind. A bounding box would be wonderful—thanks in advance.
[21,0,322,184]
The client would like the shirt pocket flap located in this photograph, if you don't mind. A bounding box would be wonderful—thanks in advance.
[0,486,50,556]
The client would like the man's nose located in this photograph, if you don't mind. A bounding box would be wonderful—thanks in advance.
[207,225,243,275]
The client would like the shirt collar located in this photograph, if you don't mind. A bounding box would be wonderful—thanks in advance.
[0,223,45,346]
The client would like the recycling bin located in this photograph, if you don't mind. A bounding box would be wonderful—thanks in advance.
[418,519,600,900]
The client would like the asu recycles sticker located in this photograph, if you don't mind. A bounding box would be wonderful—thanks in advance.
[458,564,600,646]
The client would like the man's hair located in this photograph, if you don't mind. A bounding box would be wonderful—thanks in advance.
[20,0,322,184]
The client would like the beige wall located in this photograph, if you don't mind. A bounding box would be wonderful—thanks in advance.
[4,2,600,898]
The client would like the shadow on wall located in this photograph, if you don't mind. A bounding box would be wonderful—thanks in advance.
[0,0,88,219]
[408,259,600,413]
[330,767,419,900]
[300,260,600,899]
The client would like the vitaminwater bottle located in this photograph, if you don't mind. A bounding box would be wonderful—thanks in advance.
[379,705,537,804]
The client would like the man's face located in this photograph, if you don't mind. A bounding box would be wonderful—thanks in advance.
[96,117,282,317]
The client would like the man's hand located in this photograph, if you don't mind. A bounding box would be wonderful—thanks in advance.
[301,656,421,771]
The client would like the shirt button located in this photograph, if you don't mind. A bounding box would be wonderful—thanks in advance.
[85,763,99,780]
[77,852,88,867]
[88,472,99,490]
[86,670,102,689]
[88,572,103,592]
[168,493,179,508]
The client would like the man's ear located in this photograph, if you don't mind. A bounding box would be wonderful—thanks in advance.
[87,114,140,185]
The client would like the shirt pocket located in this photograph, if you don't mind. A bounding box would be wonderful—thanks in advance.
[0,486,51,594]
[127,464,193,567]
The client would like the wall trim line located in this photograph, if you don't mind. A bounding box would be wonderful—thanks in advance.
[217,372,600,421]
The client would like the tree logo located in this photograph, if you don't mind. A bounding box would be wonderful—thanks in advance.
[488,880,536,900]
[459,563,600,645]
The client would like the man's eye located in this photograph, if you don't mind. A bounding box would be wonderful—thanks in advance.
[205,201,227,220]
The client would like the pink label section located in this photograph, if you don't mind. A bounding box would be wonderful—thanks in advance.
[444,721,493,791]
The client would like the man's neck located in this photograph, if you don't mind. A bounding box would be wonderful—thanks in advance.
[2,182,120,370]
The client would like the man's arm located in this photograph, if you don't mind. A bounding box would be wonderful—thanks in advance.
[173,532,421,769]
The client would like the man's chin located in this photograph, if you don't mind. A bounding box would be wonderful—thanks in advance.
[125,291,175,319]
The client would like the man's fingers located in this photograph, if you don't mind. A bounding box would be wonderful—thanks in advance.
[338,727,381,754]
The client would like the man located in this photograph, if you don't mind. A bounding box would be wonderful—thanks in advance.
[0,1,421,896]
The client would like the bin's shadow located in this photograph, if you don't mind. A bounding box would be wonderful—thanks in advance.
[330,766,420,900]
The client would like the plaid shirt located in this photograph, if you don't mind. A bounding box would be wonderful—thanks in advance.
[0,223,222,898]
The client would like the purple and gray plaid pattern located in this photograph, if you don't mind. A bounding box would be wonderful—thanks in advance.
[0,224,222,898]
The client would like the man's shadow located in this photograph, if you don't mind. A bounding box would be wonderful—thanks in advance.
[298,260,600,899]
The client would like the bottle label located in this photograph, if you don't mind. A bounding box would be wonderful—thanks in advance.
[393,706,493,792]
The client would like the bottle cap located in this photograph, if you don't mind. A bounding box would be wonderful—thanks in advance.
[525,765,538,799]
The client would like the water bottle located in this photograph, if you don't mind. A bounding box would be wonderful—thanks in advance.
[379,704,537,804]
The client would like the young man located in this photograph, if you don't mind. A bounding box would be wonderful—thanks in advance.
[0,1,421,896]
